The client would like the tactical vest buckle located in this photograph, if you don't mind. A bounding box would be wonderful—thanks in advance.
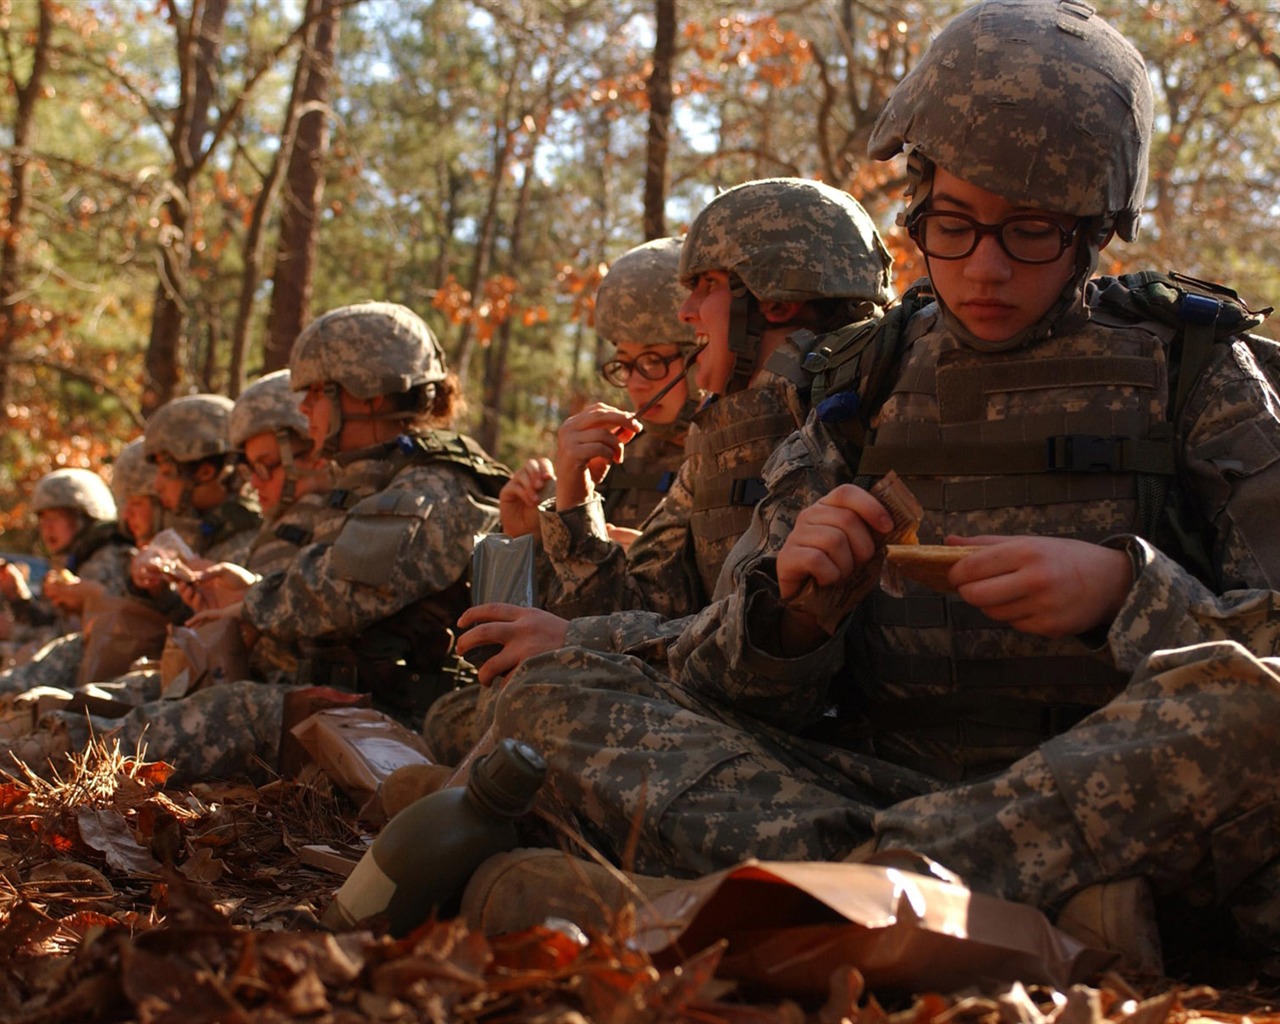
[1046,434,1123,473]
[729,477,768,506]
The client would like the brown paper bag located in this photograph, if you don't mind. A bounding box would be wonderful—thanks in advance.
[159,619,251,698]
[77,595,172,687]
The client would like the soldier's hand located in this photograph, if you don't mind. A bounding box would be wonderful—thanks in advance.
[0,562,28,602]
[774,485,893,654]
[179,562,259,612]
[949,535,1134,637]
[499,458,555,538]
[456,603,569,687]
[553,403,642,511]
[606,525,642,550]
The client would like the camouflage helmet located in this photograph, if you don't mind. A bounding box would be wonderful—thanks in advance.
[31,468,117,523]
[677,177,893,305]
[230,369,310,450]
[143,393,235,464]
[867,0,1153,241]
[289,301,448,401]
[595,238,696,350]
[109,438,156,507]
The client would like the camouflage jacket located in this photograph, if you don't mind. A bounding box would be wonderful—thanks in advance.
[242,447,501,646]
[666,285,1280,779]
[541,333,816,654]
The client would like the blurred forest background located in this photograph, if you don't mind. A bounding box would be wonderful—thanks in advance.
[2,0,1279,549]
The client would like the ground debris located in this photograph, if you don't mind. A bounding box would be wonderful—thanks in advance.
[1,738,1278,1024]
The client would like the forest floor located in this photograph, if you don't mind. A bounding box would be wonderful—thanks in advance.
[2,737,1280,1024]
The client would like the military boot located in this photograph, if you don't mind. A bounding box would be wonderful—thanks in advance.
[1054,877,1164,976]
[460,847,684,936]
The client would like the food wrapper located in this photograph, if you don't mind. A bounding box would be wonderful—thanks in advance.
[77,593,172,686]
[784,471,923,633]
[634,859,1115,1000]
[466,532,537,667]
[133,528,201,584]
[289,705,435,823]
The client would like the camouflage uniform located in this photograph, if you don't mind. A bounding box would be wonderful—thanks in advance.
[144,394,262,565]
[240,303,507,730]
[474,0,1280,950]
[540,181,892,647]
[0,469,135,696]
[425,186,891,764]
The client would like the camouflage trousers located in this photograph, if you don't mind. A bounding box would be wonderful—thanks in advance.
[490,641,1280,935]
[423,682,493,765]
[487,646,936,878]
[0,632,84,696]
[7,677,290,785]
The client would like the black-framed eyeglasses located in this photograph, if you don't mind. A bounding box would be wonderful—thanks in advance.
[600,351,685,388]
[909,211,1080,265]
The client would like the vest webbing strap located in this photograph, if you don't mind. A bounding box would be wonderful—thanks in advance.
[857,435,1175,478]
[693,476,767,511]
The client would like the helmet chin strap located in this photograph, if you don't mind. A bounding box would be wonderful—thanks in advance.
[725,275,765,396]
[318,382,426,458]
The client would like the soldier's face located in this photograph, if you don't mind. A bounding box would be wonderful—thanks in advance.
[152,458,186,513]
[612,340,687,425]
[923,168,1081,344]
[37,508,79,555]
[241,432,289,515]
[123,495,160,546]
[679,270,733,393]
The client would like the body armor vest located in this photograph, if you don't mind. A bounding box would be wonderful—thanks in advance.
[600,423,687,530]
[849,303,1176,780]
[687,336,817,598]
[296,430,506,723]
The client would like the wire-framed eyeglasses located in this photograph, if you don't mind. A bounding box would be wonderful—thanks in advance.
[909,211,1080,265]
[600,351,686,388]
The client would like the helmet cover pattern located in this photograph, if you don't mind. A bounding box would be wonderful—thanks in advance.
[595,238,697,350]
[868,0,1153,241]
[230,369,311,450]
[677,177,893,305]
[288,301,448,401]
[143,394,235,464]
[32,468,117,522]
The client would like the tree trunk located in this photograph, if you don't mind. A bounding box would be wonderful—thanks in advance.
[643,0,676,241]
[144,0,228,412]
[0,0,52,410]
[265,0,340,373]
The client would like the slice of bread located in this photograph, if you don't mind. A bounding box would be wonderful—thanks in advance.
[884,544,983,592]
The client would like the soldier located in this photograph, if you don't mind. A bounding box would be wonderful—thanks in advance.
[191,302,509,734]
[502,237,700,544]
[142,393,263,568]
[111,438,164,548]
[0,467,137,695]
[469,0,1280,968]
[453,180,891,695]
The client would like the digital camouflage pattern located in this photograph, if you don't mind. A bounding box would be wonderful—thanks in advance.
[594,237,696,352]
[243,446,499,649]
[537,336,814,629]
[288,302,448,400]
[229,369,310,449]
[110,439,159,505]
[677,177,892,305]
[868,0,1152,240]
[31,468,117,522]
[143,394,235,464]
[473,272,1280,940]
